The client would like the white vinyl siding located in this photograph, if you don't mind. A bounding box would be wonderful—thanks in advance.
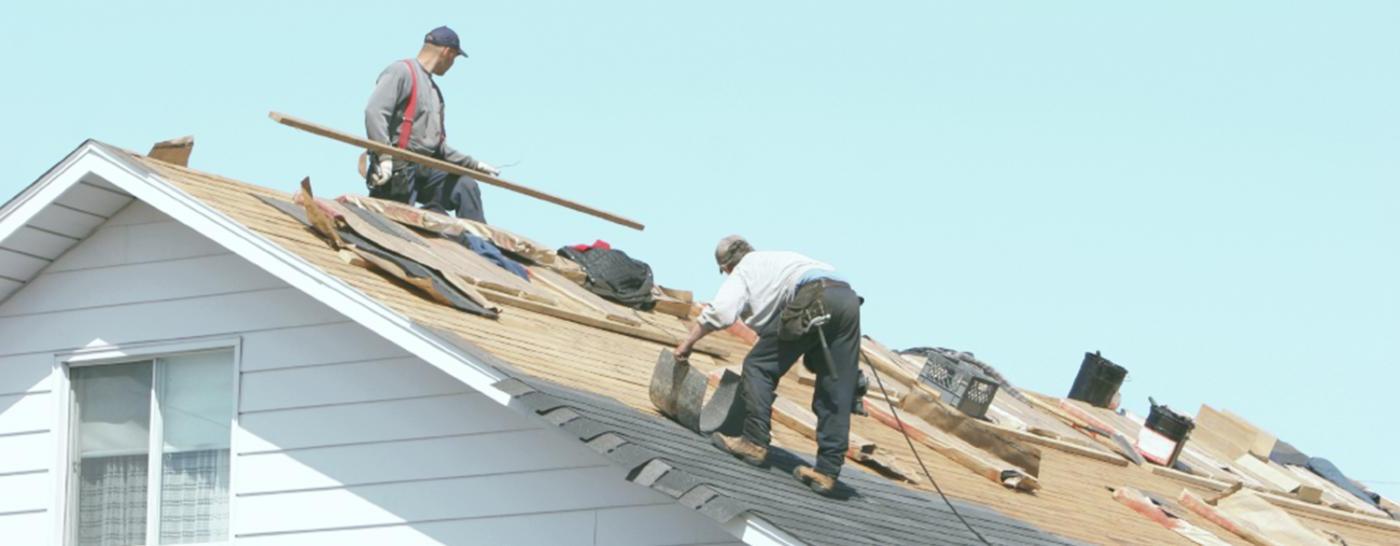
[0,201,734,545]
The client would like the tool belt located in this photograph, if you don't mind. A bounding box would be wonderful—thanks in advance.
[779,280,839,341]
[366,153,416,202]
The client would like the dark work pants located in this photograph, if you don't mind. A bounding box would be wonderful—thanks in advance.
[371,160,486,223]
[414,165,486,223]
[741,284,862,478]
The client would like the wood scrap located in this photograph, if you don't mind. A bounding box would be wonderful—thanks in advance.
[650,289,699,320]
[148,135,194,166]
[1200,485,1336,546]
[419,236,558,305]
[342,194,586,281]
[998,426,1128,466]
[325,199,502,312]
[1056,398,1146,465]
[863,399,1039,492]
[658,285,692,302]
[1178,489,1280,546]
[1113,486,1232,546]
[1232,454,1303,495]
[900,386,1042,477]
[293,178,344,250]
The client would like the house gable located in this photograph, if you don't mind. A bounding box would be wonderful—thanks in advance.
[0,150,738,545]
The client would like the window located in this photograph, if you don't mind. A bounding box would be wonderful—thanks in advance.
[67,349,234,546]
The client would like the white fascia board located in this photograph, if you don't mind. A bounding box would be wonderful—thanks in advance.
[724,513,806,546]
[35,143,512,404]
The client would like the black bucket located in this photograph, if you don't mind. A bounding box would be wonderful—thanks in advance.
[1066,351,1126,408]
[1145,398,1194,467]
[1145,399,1194,443]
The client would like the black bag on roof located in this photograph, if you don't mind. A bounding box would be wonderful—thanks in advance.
[558,246,656,309]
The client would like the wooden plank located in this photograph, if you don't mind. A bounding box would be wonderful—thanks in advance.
[1233,454,1302,494]
[270,112,644,231]
[477,290,729,359]
[1178,490,1277,546]
[862,399,1039,491]
[1190,404,1258,461]
[1222,408,1277,460]
[1113,486,1232,546]
[148,135,194,166]
[650,293,697,320]
[900,386,1042,477]
[994,425,1127,466]
[531,266,640,326]
[860,336,920,386]
[1058,399,1144,465]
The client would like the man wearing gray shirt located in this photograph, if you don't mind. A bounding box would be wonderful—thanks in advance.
[675,236,863,496]
[364,26,498,222]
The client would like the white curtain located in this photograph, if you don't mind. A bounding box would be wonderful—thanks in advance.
[77,454,149,546]
[159,449,231,544]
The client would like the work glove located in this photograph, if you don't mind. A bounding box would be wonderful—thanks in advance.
[368,156,394,187]
[473,160,501,177]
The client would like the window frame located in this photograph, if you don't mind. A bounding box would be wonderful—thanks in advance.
[52,336,242,546]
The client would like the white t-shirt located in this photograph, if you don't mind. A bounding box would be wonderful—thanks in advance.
[697,250,836,334]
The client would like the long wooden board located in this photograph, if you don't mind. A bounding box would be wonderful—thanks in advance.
[270,112,644,230]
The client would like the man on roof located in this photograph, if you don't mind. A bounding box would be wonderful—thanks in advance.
[674,236,863,496]
[364,26,498,223]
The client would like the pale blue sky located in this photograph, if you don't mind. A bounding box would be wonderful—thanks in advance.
[3,2,1395,498]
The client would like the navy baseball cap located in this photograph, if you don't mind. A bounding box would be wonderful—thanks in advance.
[425,26,468,57]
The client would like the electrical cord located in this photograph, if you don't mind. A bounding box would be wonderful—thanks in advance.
[862,355,994,546]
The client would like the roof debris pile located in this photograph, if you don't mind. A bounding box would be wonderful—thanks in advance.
[112,143,1399,545]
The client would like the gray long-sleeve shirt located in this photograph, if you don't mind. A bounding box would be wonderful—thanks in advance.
[364,59,476,168]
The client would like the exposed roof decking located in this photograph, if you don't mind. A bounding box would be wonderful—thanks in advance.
[49,147,1391,546]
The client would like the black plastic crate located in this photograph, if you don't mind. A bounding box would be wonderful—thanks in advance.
[916,352,999,419]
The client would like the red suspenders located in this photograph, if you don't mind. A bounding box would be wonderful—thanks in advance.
[395,59,419,149]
